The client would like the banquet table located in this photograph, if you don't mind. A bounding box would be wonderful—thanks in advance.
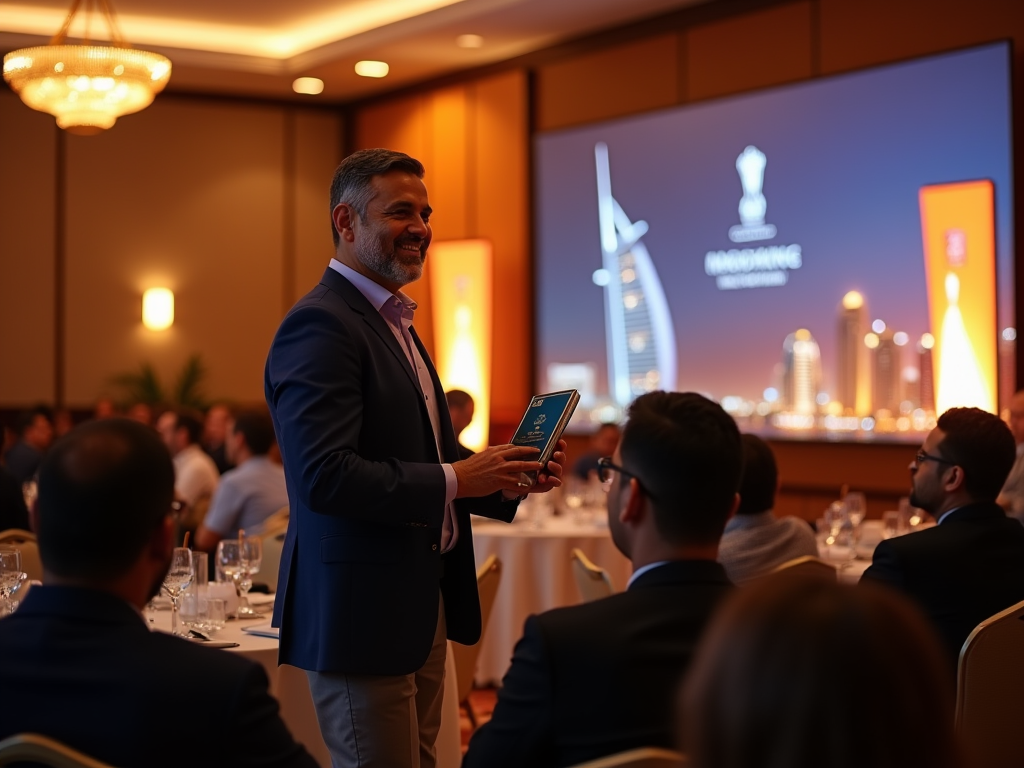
[146,598,463,768]
[471,513,633,686]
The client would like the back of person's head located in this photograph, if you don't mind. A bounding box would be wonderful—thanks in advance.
[445,389,474,410]
[36,418,174,582]
[231,407,276,456]
[15,405,53,438]
[681,575,961,768]
[620,392,742,545]
[171,407,205,446]
[935,407,1015,501]
[329,148,425,246]
[736,434,778,516]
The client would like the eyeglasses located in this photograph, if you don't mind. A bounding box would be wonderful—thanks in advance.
[915,450,955,467]
[597,456,634,484]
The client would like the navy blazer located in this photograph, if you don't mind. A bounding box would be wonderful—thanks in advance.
[0,586,315,768]
[463,560,732,768]
[265,267,516,675]
[863,501,1024,665]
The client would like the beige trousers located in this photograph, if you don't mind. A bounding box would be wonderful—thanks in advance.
[306,598,448,768]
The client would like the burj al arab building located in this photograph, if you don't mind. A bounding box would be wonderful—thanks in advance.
[594,143,677,407]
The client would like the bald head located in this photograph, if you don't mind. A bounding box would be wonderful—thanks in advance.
[37,418,175,582]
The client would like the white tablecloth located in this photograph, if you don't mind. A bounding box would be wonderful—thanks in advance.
[471,515,633,686]
[146,602,463,768]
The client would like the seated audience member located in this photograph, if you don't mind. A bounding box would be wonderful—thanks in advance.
[0,464,30,531]
[93,396,118,420]
[445,389,476,459]
[156,406,219,520]
[0,418,317,768]
[996,388,1024,524]
[195,407,288,552]
[863,407,1024,665]
[717,434,818,582]
[203,402,234,474]
[126,401,154,427]
[681,575,962,768]
[463,391,740,768]
[3,405,54,484]
[571,422,621,479]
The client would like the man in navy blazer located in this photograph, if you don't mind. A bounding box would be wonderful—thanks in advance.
[265,148,564,768]
[463,392,740,768]
[0,419,316,768]
[863,407,1024,667]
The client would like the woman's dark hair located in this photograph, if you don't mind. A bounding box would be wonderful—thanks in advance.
[681,575,962,768]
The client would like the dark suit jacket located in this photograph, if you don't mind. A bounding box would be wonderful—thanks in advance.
[0,586,315,768]
[462,560,732,768]
[265,267,516,676]
[862,501,1024,664]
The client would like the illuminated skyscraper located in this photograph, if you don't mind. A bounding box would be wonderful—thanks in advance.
[836,291,868,414]
[919,333,936,412]
[782,329,821,415]
[871,329,901,414]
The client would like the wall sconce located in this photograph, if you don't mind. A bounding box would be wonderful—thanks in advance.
[142,287,174,330]
[428,240,492,452]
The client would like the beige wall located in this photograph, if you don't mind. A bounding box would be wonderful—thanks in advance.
[0,94,342,408]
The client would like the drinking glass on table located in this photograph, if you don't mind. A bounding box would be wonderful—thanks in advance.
[218,538,263,618]
[0,547,27,615]
[161,547,193,637]
[844,491,867,529]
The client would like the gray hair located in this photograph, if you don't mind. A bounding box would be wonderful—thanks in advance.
[329,148,425,246]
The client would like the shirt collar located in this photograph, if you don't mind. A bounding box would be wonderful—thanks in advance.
[936,505,963,526]
[626,560,670,589]
[329,259,417,315]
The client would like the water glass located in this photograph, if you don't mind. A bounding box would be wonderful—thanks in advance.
[180,551,209,629]
[206,598,226,631]
[161,547,193,637]
[0,547,27,613]
[217,538,263,618]
[882,511,901,540]
[844,491,867,528]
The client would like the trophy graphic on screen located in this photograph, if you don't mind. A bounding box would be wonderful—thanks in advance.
[729,145,777,243]
[593,142,677,407]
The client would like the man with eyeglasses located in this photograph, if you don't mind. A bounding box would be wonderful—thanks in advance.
[863,407,1024,667]
[464,391,739,768]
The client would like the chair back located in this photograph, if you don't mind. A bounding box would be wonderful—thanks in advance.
[0,528,43,582]
[260,506,290,538]
[770,555,837,581]
[0,733,117,767]
[260,530,286,593]
[453,555,503,707]
[571,548,615,602]
[568,746,686,768]
[956,598,1024,768]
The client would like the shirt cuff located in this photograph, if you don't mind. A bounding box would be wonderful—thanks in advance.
[442,463,458,507]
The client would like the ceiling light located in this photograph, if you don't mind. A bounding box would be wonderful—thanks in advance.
[292,77,324,95]
[2,0,171,135]
[456,34,484,49]
[354,60,389,78]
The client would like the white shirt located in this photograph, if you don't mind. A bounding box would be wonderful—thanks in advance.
[330,259,459,552]
[172,443,220,509]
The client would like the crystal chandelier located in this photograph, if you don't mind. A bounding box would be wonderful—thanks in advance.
[2,0,171,135]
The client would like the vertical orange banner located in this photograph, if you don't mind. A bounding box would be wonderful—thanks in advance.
[919,180,997,414]
[428,239,493,452]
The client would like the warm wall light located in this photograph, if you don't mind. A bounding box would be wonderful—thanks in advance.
[143,287,174,330]
[292,77,323,94]
[429,240,492,452]
[456,34,484,48]
[354,60,389,78]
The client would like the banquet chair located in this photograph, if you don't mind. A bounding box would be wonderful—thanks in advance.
[260,529,286,593]
[567,746,686,768]
[571,548,615,602]
[0,733,117,768]
[955,598,1024,768]
[0,528,43,582]
[770,555,837,581]
[261,506,290,538]
[452,554,502,729]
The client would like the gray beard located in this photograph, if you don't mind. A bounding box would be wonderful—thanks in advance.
[357,241,422,287]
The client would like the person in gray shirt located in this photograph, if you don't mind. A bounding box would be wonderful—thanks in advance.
[718,434,818,583]
[195,407,288,552]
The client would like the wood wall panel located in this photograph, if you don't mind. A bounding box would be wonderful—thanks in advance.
[686,2,813,102]
[0,91,57,405]
[63,100,286,406]
[293,111,345,305]
[535,34,680,131]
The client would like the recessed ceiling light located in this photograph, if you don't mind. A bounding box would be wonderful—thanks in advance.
[456,34,484,48]
[355,60,389,78]
[292,77,324,95]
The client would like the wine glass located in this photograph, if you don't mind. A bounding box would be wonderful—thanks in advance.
[0,547,27,614]
[161,547,193,637]
[238,537,262,618]
[844,491,867,529]
[218,539,262,618]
